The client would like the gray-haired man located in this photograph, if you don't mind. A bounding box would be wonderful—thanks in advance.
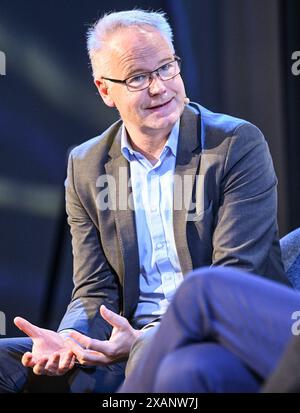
[0,9,288,393]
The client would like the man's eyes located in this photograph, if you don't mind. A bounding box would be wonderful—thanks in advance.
[129,74,148,83]
[160,62,172,71]
[127,61,174,83]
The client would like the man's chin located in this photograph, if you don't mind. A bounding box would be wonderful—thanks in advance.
[148,112,180,130]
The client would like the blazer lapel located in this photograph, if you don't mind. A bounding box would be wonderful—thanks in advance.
[105,130,140,318]
[173,105,202,275]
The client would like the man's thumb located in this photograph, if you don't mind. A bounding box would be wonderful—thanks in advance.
[100,305,125,328]
[14,317,41,338]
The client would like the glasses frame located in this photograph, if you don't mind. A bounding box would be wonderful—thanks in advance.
[101,56,181,92]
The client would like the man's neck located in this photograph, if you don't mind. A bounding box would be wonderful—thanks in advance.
[125,125,172,165]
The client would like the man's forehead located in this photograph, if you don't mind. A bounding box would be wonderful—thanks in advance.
[105,26,174,73]
[107,25,172,55]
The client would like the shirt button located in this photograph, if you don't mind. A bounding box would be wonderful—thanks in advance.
[156,243,164,250]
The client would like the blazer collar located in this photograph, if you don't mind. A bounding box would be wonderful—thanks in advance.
[177,103,202,164]
[107,104,201,161]
[173,104,202,275]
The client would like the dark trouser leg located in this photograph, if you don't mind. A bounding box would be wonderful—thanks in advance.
[0,337,125,393]
[121,266,300,392]
[0,338,32,393]
[262,335,300,392]
[153,343,261,393]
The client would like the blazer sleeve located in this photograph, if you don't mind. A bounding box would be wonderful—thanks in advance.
[57,151,121,339]
[211,122,288,284]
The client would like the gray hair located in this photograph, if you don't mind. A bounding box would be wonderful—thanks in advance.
[87,9,174,78]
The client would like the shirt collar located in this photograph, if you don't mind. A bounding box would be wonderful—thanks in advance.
[121,120,180,162]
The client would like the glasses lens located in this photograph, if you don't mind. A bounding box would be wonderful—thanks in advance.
[158,60,180,80]
[126,58,181,91]
[126,74,149,91]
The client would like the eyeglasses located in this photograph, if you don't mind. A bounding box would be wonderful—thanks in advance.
[101,56,181,92]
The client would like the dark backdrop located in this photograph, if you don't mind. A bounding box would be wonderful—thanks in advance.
[0,0,299,336]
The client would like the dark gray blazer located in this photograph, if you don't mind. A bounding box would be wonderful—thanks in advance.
[58,103,289,337]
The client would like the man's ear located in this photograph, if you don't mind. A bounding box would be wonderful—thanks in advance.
[94,79,115,108]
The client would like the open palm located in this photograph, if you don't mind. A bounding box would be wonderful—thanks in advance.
[14,317,75,375]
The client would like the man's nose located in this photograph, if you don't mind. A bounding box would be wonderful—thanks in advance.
[148,73,167,95]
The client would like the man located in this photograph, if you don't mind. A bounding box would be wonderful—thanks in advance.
[0,9,289,393]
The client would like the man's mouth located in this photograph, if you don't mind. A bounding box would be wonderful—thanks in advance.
[147,98,173,110]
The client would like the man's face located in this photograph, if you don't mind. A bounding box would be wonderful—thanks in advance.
[95,26,186,137]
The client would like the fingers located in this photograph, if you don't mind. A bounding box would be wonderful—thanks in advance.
[59,351,76,374]
[14,317,41,339]
[21,352,36,368]
[30,352,75,376]
[100,305,127,329]
[33,357,48,375]
[44,352,75,376]
[69,331,111,354]
[44,353,60,376]
[66,338,112,366]
[68,331,92,349]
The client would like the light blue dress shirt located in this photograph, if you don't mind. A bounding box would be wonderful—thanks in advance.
[121,121,184,328]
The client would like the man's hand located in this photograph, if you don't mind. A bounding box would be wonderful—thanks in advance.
[14,317,76,376]
[66,305,142,366]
